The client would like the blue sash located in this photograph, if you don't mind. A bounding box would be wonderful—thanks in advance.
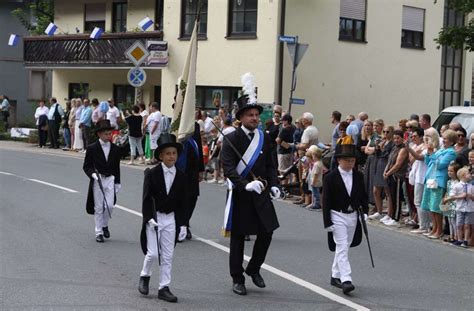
[176,138,199,171]
[222,129,264,237]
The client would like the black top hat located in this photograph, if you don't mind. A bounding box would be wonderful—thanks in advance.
[334,144,357,158]
[95,119,114,133]
[154,133,183,159]
[234,95,263,120]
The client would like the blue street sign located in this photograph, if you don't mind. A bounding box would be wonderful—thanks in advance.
[279,35,296,44]
[127,67,147,87]
[291,98,305,105]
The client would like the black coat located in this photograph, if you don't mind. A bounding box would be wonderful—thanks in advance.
[322,168,368,251]
[83,140,121,215]
[221,127,279,235]
[179,123,204,197]
[140,165,187,255]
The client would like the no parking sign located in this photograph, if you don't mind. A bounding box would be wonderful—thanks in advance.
[127,67,147,88]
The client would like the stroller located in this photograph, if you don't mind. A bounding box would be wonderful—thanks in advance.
[277,143,332,199]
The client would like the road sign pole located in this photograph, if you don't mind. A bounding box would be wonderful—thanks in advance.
[288,36,298,115]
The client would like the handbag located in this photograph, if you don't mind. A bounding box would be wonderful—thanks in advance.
[426,157,438,189]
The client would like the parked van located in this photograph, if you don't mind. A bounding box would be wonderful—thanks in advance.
[433,106,474,135]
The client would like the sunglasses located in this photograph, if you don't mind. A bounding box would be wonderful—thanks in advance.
[458,134,465,137]
[383,130,390,133]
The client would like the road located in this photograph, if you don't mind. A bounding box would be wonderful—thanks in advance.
[1,144,473,310]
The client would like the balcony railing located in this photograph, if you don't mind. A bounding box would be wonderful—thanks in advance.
[23,31,163,67]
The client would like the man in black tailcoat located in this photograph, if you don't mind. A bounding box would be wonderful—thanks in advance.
[83,120,121,243]
[322,144,368,295]
[220,94,281,296]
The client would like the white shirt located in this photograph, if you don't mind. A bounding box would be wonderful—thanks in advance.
[338,166,353,196]
[412,147,428,184]
[204,116,214,134]
[450,181,474,213]
[241,125,255,141]
[100,139,110,161]
[161,163,176,194]
[34,106,49,125]
[147,111,162,136]
[301,125,319,146]
[218,126,236,144]
[106,106,121,129]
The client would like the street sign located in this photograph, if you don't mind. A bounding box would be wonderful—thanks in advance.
[290,98,305,105]
[279,35,296,44]
[125,41,150,67]
[287,43,309,68]
[146,41,168,67]
[127,67,147,87]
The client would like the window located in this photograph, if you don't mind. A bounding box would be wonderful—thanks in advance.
[180,0,208,38]
[439,5,464,109]
[155,0,164,31]
[227,0,258,38]
[401,6,425,49]
[68,83,89,100]
[113,85,135,108]
[84,3,106,32]
[196,86,241,112]
[112,2,127,33]
[339,0,366,42]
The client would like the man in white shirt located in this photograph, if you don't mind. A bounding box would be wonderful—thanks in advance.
[203,111,214,135]
[47,97,65,149]
[34,100,49,148]
[146,102,162,163]
[106,98,122,129]
[297,112,319,155]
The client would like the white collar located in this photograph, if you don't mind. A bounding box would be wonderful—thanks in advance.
[99,139,110,145]
[338,166,353,176]
[241,126,255,136]
[161,163,176,174]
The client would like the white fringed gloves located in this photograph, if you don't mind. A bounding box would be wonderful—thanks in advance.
[364,214,368,221]
[270,187,281,200]
[148,219,159,228]
[245,180,264,194]
[91,173,99,181]
[115,184,121,193]
[178,226,187,241]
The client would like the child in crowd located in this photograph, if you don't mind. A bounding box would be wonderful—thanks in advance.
[310,146,325,210]
[446,167,473,248]
[207,127,221,183]
[300,152,312,208]
[201,135,210,180]
[441,162,460,243]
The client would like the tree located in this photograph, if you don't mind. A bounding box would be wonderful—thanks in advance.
[12,0,54,36]
[435,0,474,51]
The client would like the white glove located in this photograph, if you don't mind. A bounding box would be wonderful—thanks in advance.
[115,184,121,193]
[91,173,99,181]
[364,214,368,222]
[326,225,335,232]
[148,219,158,228]
[270,186,281,199]
[245,180,264,194]
[178,226,187,241]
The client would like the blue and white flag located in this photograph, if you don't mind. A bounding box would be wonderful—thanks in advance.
[138,17,154,31]
[8,34,19,46]
[90,27,103,40]
[44,22,58,36]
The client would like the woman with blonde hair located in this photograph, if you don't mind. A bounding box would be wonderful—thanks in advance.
[73,98,84,151]
[69,98,77,149]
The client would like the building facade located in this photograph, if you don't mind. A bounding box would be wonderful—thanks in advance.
[22,0,472,140]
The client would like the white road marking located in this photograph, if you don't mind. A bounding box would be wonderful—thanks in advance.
[0,171,14,175]
[115,203,370,311]
[28,179,79,193]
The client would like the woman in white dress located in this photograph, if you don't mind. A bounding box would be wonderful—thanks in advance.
[73,98,84,151]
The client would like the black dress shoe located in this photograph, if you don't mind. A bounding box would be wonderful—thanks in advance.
[138,276,150,295]
[95,235,104,243]
[232,283,247,295]
[244,235,251,241]
[186,227,192,240]
[249,272,266,288]
[330,277,342,288]
[102,227,110,238]
[158,286,178,303]
[342,281,355,294]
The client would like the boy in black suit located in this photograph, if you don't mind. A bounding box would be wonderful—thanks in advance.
[83,120,121,243]
[138,133,187,303]
[322,144,368,295]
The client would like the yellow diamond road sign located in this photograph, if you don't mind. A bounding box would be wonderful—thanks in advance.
[125,41,150,66]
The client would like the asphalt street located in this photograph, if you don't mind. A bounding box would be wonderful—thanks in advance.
[1,144,473,310]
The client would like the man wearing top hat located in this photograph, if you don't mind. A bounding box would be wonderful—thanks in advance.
[322,144,368,294]
[138,133,187,303]
[83,119,122,243]
[220,75,281,296]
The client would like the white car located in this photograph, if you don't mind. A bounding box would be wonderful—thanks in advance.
[433,106,474,136]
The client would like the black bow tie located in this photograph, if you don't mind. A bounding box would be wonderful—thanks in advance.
[248,132,255,139]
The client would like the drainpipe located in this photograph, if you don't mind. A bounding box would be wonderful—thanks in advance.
[277,0,286,109]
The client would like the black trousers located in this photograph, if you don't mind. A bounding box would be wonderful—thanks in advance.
[48,120,60,148]
[230,228,273,284]
[184,195,198,227]
[82,126,90,149]
[37,125,47,147]
[388,176,403,221]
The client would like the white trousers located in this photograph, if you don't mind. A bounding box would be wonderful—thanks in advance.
[93,175,115,236]
[73,121,83,150]
[331,210,358,283]
[140,211,176,289]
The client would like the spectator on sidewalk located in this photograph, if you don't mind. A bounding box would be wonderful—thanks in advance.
[107,98,122,130]
[47,97,64,149]
[1,95,10,132]
[62,100,72,150]
[441,162,461,243]
[330,111,341,151]
[34,100,49,148]
[454,127,469,167]
[362,120,377,209]
[79,99,93,152]
[125,105,145,165]
[69,99,77,149]
[146,102,162,164]
[297,112,319,156]
[73,98,84,152]
[276,114,295,184]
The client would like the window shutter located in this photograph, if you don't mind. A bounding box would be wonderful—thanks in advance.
[340,0,366,21]
[402,6,424,32]
[85,3,106,22]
